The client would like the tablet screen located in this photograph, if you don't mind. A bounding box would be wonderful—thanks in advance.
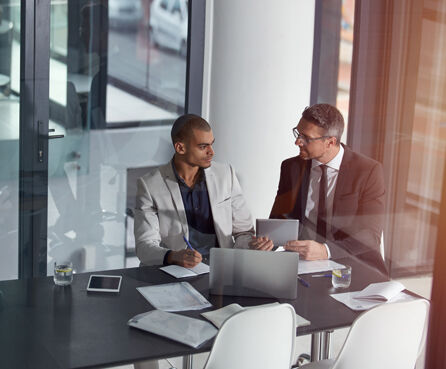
[256,219,299,246]
[88,275,122,291]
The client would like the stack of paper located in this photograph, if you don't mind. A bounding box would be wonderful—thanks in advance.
[201,303,311,329]
[330,281,416,311]
[160,263,210,278]
[137,282,212,312]
[128,310,217,348]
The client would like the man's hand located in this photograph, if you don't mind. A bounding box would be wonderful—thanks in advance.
[249,236,274,251]
[284,240,328,260]
[167,249,202,268]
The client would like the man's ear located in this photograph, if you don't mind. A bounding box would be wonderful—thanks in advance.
[174,141,186,154]
[327,136,337,147]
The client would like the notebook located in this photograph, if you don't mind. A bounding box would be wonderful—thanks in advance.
[201,303,311,329]
[330,281,414,311]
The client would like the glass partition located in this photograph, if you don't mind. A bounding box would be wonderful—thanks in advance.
[46,0,188,275]
[0,1,20,281]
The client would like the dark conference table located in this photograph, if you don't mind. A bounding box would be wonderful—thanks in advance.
[0,257,389,369]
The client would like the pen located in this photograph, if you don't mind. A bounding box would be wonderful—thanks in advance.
[298,277,310,288]
[311,273,332,278]
[182,235,195,251]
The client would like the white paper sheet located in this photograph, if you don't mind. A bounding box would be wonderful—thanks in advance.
[160,263,210,279]
[137,282,212,312]
[274,249,345,275]
[128,310,217,348]
[298,260,345,275]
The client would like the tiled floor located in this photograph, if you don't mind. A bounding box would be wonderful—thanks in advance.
[107,275,432,369]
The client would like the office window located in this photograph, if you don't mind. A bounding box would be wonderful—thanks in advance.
[0,1,20,281]
[108,0,189,125]
[337,0,354,128]
[307,1,443,365]
[348,0,445,279]
[44,0,192,275]
[311,0,355,144]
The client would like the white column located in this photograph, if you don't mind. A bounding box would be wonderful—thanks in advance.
[202,0,316,219]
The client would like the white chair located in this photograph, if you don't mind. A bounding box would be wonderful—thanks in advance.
[203,303,296,369]
[300,299,430,369]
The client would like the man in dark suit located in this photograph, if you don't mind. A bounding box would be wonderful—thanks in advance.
[251,104,386,273]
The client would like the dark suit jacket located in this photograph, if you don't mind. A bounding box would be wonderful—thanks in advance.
[270,145,387,273]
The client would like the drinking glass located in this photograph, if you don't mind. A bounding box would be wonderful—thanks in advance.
[332,265,352,288]
[53,261,74,286]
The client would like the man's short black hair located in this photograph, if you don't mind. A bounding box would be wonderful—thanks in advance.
[171,114,211,144]
[301,104,344,145]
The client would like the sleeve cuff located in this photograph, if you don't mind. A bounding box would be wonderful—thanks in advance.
[323,243,331,259]
[163,250,172,265]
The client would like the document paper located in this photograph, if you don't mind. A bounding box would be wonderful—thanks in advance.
[128,310,217,348]
[160,263,210,278]
[137,282,212,312]
[274,248,345,275]
[298,260,346,275]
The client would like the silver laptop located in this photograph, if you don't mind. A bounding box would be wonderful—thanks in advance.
[209,248,299,299]
[256,219,299,246]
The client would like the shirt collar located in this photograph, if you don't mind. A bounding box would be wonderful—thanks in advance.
[312,145,344,171]
[171,158,205,186]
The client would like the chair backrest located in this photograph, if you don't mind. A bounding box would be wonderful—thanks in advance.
[332,299,430,369]
[203,303,296,369]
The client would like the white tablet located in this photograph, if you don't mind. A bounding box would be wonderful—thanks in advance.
[87,275,122,293]
[256,219,299,246]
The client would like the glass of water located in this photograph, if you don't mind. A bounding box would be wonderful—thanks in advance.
[332,265,352,288]
[53,261,74,286]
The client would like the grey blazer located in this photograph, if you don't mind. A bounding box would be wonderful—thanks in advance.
[134,161,255,265]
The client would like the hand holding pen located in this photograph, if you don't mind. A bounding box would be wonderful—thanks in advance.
[166,236,202,268]
[183,235,195,251]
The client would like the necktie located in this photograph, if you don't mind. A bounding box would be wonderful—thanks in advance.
[316,165,327,242]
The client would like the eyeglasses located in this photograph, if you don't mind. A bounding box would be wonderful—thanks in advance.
[292,127,329,145]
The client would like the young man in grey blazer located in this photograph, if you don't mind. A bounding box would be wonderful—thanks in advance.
[134,114,254,268]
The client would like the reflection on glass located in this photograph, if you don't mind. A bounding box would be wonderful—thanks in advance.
[47,0,186,274]
[337,0,354,142]
[108,0,187,124]
[394,4,446,274]
[0,1,19,281]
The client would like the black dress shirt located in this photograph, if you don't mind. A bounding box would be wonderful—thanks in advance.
[164,161,217,263]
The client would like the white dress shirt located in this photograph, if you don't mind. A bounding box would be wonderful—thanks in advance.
[302,145,344,258]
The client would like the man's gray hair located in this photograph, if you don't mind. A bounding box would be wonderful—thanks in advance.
[301,104,344,145]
